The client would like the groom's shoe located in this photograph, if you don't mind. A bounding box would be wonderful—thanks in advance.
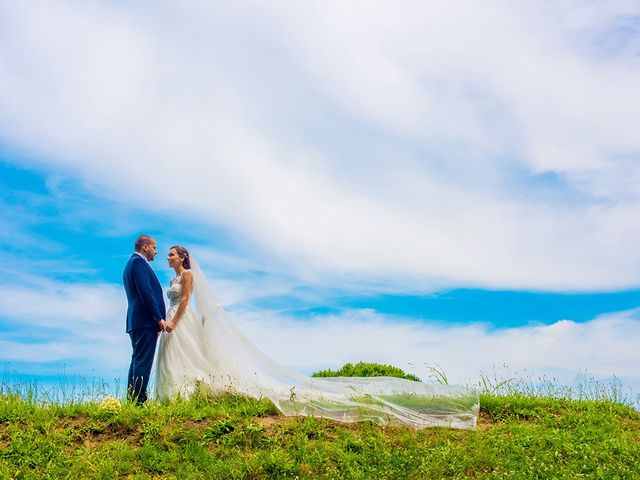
[127,392,147,406]
[127,378,148,406]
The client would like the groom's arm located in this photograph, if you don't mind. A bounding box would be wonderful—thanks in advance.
[131,259,165,324]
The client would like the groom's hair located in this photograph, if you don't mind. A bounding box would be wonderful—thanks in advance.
[135,235,155,251]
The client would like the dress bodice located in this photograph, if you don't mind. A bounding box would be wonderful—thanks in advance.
[167,274,183,306]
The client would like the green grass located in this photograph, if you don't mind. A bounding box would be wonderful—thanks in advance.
[1,389,639,479]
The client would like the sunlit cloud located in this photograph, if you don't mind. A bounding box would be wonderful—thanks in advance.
[0,1,639,292]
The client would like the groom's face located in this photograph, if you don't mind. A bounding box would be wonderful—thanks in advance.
[141,241,158,261]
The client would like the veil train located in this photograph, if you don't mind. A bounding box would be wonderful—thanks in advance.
[164,256,479,429]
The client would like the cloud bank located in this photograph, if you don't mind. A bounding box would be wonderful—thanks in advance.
[1,276,638,401]
[237,307,640,389]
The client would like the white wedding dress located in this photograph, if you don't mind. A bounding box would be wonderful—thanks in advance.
[154,258,479,429]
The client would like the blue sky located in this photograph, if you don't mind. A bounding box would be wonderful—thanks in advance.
[0,1,639,401]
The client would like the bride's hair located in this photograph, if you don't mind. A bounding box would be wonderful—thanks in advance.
[170,245,191,269]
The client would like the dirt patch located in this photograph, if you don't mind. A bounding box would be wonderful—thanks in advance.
[180,419,208,430]
[0,424,8,450]
[255,415,290,428]
[59,418,143,451]
[57,417,90,430]
[476,413,496,432]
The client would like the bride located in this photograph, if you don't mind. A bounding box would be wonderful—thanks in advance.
[154,246,479,429]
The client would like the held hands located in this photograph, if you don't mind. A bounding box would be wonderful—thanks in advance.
[158,319,168,337]
[164,321,177,333]
[157,319,176,334]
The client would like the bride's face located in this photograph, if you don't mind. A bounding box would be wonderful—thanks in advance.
[167,248,183,269]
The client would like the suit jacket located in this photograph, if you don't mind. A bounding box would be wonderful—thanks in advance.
[123,253,166,333]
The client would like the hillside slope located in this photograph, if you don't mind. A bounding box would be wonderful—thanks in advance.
[1,392,639,479]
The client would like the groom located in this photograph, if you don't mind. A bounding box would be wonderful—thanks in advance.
[123,234,166,405]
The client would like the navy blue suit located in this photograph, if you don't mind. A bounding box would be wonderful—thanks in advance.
[123,253,166,404]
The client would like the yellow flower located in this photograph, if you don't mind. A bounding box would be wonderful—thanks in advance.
[99,397,121,413]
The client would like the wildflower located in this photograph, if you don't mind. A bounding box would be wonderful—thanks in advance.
[99,397,121,413]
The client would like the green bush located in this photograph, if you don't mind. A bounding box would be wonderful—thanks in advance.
[311,362,421,382]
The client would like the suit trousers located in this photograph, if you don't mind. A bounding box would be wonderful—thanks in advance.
[127,328,158,404]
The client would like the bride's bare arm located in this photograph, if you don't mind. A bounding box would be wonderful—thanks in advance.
[166,271,193,332]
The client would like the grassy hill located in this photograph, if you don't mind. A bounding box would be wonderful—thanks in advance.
[1,388,639,479]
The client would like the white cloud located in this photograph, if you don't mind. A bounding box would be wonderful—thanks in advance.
[0,280,130,376]
[1,1,640,291]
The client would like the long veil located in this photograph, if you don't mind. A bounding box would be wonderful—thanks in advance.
[186,256,479,429]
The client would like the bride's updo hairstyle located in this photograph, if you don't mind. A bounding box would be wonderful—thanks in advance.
[171,245,191,269]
